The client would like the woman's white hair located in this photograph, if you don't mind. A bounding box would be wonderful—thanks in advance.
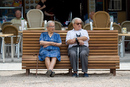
[71,17,82,24]
[47,20,55,27]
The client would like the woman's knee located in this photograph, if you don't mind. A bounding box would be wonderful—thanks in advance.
[45,57,50,61]
[51,57,57,61]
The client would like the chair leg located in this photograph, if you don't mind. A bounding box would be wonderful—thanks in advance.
[17,43,20,58]
[4,46,6,58]
[118,44,120,56]
[120,42,123,57]
[16,45,17,54]
[1,41,2,54]
[7,46,10,56]
[13,45,15,57]
[20,36,23,54]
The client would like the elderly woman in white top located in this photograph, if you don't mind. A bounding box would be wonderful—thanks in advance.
[66,17,89,77]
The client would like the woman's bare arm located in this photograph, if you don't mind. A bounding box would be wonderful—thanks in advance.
[40,41,61,47]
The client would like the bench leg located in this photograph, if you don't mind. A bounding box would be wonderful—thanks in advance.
[113,69,116,76]
[26,69,30,76]
[69,69,72,76]
[110,69,116,76]
[110,69,113,73]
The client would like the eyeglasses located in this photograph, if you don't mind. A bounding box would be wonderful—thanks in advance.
[75,23,82,25]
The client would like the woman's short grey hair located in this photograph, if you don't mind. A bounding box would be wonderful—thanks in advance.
[72,17,82,24]
[47,21,55,27]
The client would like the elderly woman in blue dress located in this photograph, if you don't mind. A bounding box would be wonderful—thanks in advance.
[38,21,62,77]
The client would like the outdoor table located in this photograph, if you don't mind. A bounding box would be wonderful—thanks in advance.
[27,27,45,30]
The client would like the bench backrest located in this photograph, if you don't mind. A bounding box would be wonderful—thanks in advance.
[88,30,118,56]
[23,30,118,56]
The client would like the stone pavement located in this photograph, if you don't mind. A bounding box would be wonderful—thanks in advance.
[0,52,130,87]
[0,70,130,87]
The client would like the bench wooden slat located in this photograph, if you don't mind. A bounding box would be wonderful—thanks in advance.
[22,63,118,66]
[89,44,118,46]
[89,41,118,44]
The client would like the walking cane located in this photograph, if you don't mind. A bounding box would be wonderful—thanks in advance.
[76,44,79,77]
[76,34,80,77]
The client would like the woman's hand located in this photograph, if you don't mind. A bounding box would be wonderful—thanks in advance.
[43,44,49,48]
[43,42,53,48]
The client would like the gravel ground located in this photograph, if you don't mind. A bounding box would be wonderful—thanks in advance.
[0,70,130,87]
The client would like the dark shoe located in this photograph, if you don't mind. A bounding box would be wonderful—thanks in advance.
[72,73,77,77]
[84,73,89,77]
[46,70,52,77]
[50,71,55,77]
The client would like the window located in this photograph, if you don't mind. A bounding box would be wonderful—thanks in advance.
[109,0,122,11]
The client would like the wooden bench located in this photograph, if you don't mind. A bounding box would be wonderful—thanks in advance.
[22,30,120,76]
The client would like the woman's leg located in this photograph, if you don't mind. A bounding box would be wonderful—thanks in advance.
[49,57,57,70]
[45,57,51,70]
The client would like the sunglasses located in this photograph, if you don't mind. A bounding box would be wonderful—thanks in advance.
[48,26,55,28]
[75,23,82,25]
